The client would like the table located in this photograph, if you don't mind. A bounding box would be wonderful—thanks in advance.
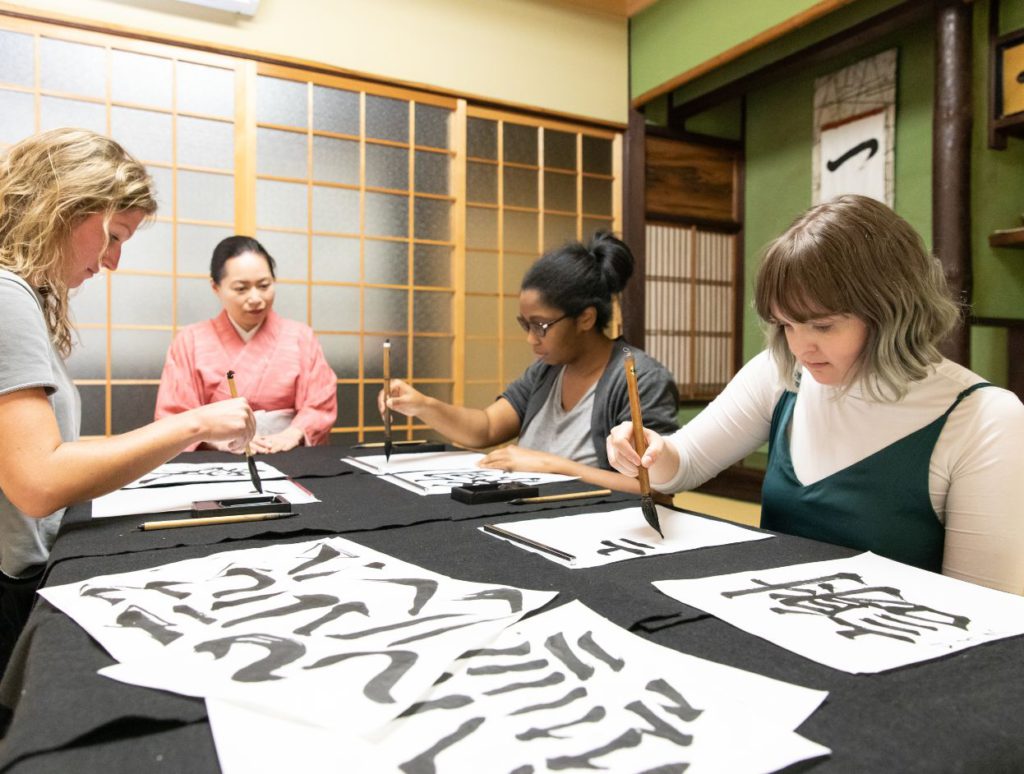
[0,446,1021,773]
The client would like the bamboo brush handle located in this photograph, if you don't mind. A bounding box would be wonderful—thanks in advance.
[623,352,652,496]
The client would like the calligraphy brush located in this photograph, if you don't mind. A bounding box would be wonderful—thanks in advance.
[623,350,662,537]
[225,370,263,494]
[383,339,393,461]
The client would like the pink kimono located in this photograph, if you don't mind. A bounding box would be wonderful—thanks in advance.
[155,310,337,449]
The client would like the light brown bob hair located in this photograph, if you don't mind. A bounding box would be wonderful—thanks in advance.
[754,194,961,401]
[0,128,156,356]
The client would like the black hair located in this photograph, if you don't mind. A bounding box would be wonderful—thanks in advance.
[210,235,276,283]
[520,230,634,330]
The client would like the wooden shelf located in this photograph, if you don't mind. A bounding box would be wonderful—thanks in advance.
[989,227,1024,248]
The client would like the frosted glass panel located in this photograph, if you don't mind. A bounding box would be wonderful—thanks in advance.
[503,123,537,165]
[465,338,498,380]
[111,50,172,108]
[111,330,172,378]
[583,217,613,240]
[40,38,104,97]
[313,136,358,185]
[365,95,407,143]
[413,289,451,333]
[544,214,577,249]
[466,206,497,249]
[272,281,307,322]
[413,243,451,287]
[312,284,359,330]
[257,127,307,178]
[583,177,612,215]
[465,251,497,294]
[0,90,34,145]
[312,185,359,233]
[255,230,307,280]
[311,235,359,282]
[503,210,537,254]
[364,287,408,331]
[318,334,359,376]
[413,336,451,378]
[365,335,407,379]
[467,118,497,160]
[40,97,105,134]
[111,107,172,164]
[178,170,234,222]
[365,192,408,238]
[78,385,105,436]
[178,223,233,275]
[413,198,450,242]
[582,136,613,175]
[66,327,106,380]
[178,116,234,169]
[127,220,173,273]
[66,325,105,378]
[503,252,534,293]
[177,276,221,325]
[414,151,448,195]
[467,162,496,204]
[465,295,498,336]
[544,171,576,213]
[366,143,408,190]
[503,167,537,208]
[364,239,407,285]
[312,85,358,135]
[0,30,34,87]
[336,383,359,423]
[69,279,106,324]
[544,130,577,170]
[111,275,173,325]
[177,61,234,117]
[258,179,307,230]
[149,166,173,213]
[111,385,160,434]
[415,104,450,149]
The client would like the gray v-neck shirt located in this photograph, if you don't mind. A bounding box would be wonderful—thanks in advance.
[518,368,598,465]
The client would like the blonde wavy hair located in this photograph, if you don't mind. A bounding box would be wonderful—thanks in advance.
[0,128,157,356]
[754,195,962,402]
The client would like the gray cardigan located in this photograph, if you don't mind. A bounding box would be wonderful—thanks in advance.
[501,339,679,470]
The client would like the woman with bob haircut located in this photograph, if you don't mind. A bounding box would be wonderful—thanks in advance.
[155,235,338,453]
[380,231,679,492]
[0,129,255,672]
[607,195,1024,594]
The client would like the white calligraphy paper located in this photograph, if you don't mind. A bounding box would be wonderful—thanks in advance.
[122,461,288,489]
[40,537,556,733]
[483,505,772,567]
[655,552,1024,674]
[205,601,830,774]
[344,451,575,496]
[91,478,318,518]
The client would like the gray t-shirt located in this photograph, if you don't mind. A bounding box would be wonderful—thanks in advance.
[0,271,80,577]
[518,368,598,465]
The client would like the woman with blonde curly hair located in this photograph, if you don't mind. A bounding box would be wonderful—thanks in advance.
[0,128,256,671]
[607,195,1024,595]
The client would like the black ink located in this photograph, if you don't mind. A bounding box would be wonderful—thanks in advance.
[390,617,504,647]
[545,632,594,680]
[142,580,192,599]
[303,650,417,703]
[329,613,464,641]
[826,138,879,171]
[293,601,369,636]
[371,578,438,616]
[646,679,702,723]
[399,694,475,717]
[459,588,524,614]
[172,604,215,625]
[466,658,548,676]
[483,671,565,696]
[510,686,588,716]
[577,631,624,672]
[461,642,531,660]
[195,633,305,682]
[221,594,339,628]
[596,539,650,557]
[211,567,276,597]
[210,591,283,610]
[400,716,486,774]
[516,705,605,741]
[114,605,182,645]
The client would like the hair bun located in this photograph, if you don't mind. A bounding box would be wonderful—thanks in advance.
[587,230,634,293]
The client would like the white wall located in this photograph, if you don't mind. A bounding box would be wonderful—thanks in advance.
[7,0,628,124]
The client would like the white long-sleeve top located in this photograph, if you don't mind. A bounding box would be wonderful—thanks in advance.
[658,351,1024,595]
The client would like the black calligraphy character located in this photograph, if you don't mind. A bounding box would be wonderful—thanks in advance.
[194,633,305,682]
[577,631,624,672]
[483,671,565,696]
[467,659,548,676]
[221,593,340,628]
[211,567,277,597]
[371,578,439,615]
[303,649,417,704]
[288,542,349,581]
[399,694,475,718]
[173,604,215,625]
[114,605,183,645]
[399,716,486,774]
[646,679,702,723]
[510,686,588,716]
[459,588,525,614]
[826,138,879,172]
[545,632,594,680]
[516,706,605,741]
[596,538,655,557]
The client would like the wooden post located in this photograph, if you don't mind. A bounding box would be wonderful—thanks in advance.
[621,107,647,349]
[933,0,972,365]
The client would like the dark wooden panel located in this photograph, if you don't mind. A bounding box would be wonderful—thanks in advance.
[645,135,739,226]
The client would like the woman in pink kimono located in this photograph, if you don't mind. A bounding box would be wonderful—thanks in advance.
[155,236,337,453]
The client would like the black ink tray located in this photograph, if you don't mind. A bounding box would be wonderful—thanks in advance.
[190,494,291,516]
[450,482,539,505]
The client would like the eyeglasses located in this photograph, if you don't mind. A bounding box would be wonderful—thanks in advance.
[516,314,569,338]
